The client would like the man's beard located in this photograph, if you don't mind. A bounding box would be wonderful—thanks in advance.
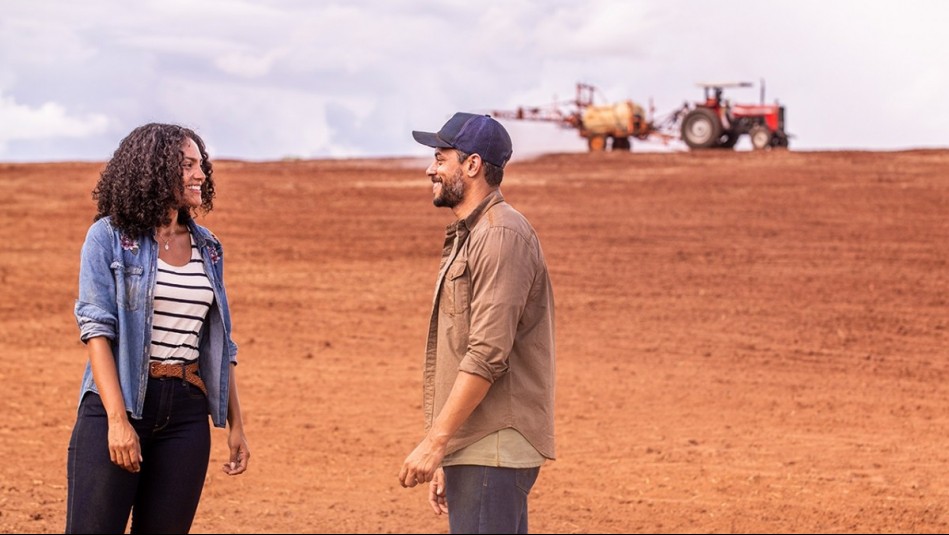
[433,168,465,208]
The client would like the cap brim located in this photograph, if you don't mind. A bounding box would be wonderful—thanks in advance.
[412,130,453,149]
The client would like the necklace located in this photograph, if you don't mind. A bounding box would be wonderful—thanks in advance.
[157,228,179,251]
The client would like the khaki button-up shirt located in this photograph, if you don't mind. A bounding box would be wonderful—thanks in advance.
[423,190,556,459]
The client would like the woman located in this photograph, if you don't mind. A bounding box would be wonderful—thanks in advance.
[67,123,250,533]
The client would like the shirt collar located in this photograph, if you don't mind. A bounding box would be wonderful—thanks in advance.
[457,189,505,233]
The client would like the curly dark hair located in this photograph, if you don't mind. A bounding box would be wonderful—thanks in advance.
[93,123,215,238]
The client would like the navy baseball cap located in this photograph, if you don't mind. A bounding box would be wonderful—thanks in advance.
[412,112,513,168]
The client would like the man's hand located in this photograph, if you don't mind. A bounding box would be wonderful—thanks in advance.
[428,468,448,515]
[398,435,446,488]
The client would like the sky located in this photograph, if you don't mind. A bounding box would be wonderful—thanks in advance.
[1,0,947,162]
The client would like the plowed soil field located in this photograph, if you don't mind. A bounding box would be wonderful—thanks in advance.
[1,149,947,533]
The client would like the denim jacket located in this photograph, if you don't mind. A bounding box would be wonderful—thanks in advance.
[74,216,238,428]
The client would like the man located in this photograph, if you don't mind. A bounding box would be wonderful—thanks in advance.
[399,112,556,534]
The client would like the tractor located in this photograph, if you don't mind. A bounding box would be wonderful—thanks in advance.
[679,81,790,150]
[490,80,790,152]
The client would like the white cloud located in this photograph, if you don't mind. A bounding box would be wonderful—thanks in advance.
[532,1,655,59]
[0,93,109,152]
[0,15,98,69]
[0,0,948,161]
[148,77,378,159]
[215,47,292,78]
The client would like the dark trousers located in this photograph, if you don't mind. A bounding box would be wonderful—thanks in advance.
[444,465,541,534]
[66,378,211,534]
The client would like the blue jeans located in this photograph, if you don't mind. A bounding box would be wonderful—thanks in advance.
[444,465,541,534]
[66,378,211,534]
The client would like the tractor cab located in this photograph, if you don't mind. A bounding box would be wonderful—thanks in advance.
[697,82,752,117]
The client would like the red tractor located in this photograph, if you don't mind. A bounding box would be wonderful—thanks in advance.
[679,81,790,150]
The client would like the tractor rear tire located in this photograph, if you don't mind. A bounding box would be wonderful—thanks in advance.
[681,108,723,149]
[750,126,772,150]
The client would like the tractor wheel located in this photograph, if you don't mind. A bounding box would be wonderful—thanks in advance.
[611,136,631,151]
[773,132,790,149]
[750,126,772,150]
[588,135,607,152]
[718,132,738,149]
[681,108,722,149]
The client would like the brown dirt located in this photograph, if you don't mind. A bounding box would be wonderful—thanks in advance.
[1,149,948,534]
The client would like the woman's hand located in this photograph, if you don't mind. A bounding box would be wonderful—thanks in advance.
[222,427,250,475]
[107,415,142,473]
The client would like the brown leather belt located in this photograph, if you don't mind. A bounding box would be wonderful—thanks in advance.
[148,361,207,396]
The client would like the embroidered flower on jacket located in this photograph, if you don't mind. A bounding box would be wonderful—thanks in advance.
[206,241,222,264]
[120,234,140,254]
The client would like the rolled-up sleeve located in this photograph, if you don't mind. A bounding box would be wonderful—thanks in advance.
[76,300,117,342]
[74,222,118,343]
[459,226,535,382]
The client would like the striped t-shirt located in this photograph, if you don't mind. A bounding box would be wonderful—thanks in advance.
[149,234,214,366]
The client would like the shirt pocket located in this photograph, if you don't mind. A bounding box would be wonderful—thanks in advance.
[111,262,145,311]
[440,261,470,316]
